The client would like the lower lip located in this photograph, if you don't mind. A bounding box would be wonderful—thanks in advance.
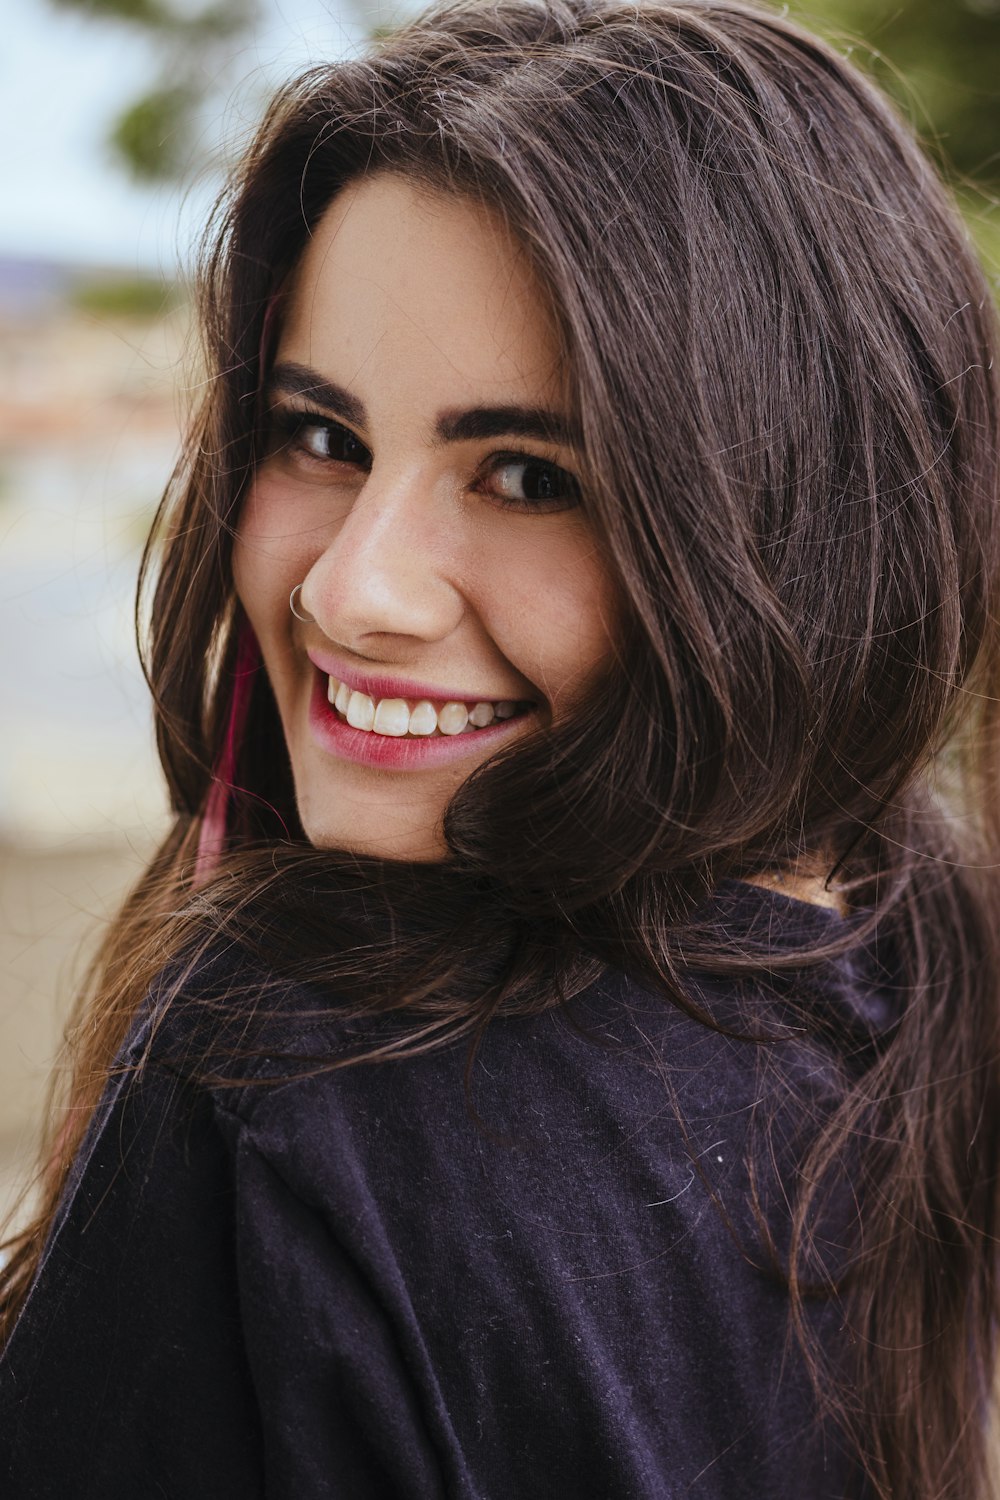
[307,672,537,770]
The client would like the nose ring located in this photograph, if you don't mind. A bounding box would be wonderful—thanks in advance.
[289,584,313,622]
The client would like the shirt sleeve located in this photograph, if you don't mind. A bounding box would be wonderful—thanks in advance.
[223,1112,451,1500]
[0,1050,451,1500]
[0,1056,265,1500]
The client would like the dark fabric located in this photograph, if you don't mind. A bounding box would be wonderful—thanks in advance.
[0,882,884,1498]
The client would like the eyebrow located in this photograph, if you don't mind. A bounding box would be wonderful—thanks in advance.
[267,360,583,450]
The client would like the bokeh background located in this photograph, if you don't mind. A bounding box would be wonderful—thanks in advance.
[2,0,999,1226]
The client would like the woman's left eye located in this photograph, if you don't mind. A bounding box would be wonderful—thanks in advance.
[481,454,581,511]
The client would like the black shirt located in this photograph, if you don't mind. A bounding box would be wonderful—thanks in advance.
[0,882,884,1497]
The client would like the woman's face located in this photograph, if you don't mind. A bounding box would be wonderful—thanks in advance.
[233,172,618,859]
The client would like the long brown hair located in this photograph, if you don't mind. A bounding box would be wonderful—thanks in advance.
[5,2,1000,1493]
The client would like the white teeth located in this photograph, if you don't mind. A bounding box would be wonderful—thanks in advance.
[408,700,437,736]
[468,701,495,728]
[372,698,410,736]
[437,701,470,735]
[326,675,527,738]
[346,690,375,731]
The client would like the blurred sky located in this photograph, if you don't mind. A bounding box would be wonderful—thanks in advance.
[0,0,409,274]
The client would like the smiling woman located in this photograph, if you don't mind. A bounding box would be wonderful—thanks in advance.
[2,3,1000,1498]
[236,173,616,856]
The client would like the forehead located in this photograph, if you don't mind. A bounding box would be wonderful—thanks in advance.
[278,172,565,409]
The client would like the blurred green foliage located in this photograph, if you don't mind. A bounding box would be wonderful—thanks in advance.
[50,0,250,37]
[52,0,176,22]
[108,86,198,181]
[71,273,179,319]
[794,0,1000,185]
[49,0,260,181]
[50,0,1000,202]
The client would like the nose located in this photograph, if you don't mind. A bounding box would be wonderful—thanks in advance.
[299,467,465,648]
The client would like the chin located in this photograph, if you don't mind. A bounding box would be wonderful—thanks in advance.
[295,795,447,864]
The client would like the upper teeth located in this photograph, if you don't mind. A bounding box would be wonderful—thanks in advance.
[327,677,522,737]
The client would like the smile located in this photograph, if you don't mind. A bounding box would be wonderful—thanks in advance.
[307,669,538,771]
[327,676,531,737]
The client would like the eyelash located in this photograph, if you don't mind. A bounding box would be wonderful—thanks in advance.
[263,408,581,513]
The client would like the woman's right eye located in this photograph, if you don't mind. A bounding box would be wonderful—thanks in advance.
[268,409,372,470]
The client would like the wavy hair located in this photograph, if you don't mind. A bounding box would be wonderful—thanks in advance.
[4,2,1000,1494]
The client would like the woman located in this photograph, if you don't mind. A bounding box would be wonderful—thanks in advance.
[2,0,999,1495]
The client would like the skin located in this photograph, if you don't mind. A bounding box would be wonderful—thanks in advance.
[233,171,619,860]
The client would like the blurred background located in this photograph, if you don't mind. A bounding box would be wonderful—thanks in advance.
[1,0,999,1226]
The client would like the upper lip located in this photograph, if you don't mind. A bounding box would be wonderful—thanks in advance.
[306,648,534,706]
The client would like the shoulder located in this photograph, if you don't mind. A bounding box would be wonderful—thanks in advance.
[9,892,879,1498]
[134,885,891,1260]
[140,877,894,1142]
[133,906,868,1498]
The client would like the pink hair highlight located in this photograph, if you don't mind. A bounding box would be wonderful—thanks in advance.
[193,623,261,885]
[193,287,283,886]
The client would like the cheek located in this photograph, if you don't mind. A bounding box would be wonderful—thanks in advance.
[485,530,619,707]
[231,481,316,626]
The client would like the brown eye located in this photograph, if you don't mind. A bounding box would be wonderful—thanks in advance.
[298,419,370,466]
[484,454,581,511]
